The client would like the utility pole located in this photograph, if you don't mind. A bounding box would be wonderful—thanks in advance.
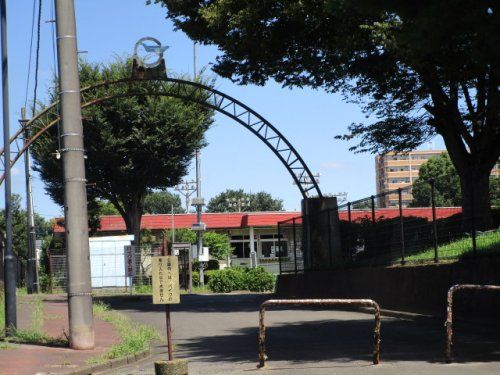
[21,107,38,294]
[175,180,196,213]
[1,0,17,334]
[192,42,206,286]
[55,0,94,349]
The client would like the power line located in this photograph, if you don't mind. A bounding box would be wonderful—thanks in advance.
[32,0,43,116]
[23,0,37,109]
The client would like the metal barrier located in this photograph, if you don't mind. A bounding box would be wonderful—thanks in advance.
[445,284,500,363]
[257,299,381,368]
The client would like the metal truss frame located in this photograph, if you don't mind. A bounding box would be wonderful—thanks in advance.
[0,77,322,199]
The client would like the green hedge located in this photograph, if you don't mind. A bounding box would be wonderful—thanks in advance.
[207,267,275,293]
[192,269,217,287]
[244,267,275,292]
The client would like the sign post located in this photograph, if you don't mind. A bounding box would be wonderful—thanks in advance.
[152,255,180,361]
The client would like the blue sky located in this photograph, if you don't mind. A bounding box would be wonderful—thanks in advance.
[1,0,442,218]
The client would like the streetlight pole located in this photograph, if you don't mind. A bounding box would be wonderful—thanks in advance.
[1,0,17,334]
[55,0,94,349]
[21,107,38,294]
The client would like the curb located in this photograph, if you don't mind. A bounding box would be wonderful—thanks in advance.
[63,349,150,375]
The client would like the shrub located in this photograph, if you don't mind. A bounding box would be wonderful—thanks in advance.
[192,271,200,287]
[207,268,245,293]
[243,267,275,292]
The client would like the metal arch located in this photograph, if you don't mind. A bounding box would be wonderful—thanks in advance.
[0,78,322,199]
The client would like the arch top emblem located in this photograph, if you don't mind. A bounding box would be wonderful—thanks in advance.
[133,37,168,69]
[0,77,322,199]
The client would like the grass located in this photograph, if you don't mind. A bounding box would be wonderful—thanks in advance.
[88,301,159,364]
[0,292,4,332]
[0,293,8,350]
[0,294,68,347]
[405,230,500,262]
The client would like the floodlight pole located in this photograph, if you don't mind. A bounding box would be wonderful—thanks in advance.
[55,0,94,349]
[1,0,17,334]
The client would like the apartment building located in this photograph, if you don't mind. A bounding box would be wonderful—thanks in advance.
[375,150,445,207]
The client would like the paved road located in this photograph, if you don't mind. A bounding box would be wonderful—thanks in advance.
[97,293,500,375]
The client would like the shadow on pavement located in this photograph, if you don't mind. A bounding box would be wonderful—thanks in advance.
[98,293,500,366]
[172,318,500,365]
[99,293,272,313]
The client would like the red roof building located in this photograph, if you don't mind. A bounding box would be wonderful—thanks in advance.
[53,207,462,273]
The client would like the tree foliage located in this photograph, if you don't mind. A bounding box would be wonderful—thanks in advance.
[31,58,215,243]
[0,194,52,260]
[202,231,233,260]
[411,153,462,207]
[150,0,500,228]
[144,191,184,214]
[163,228,232,260]
[411,154,500,208]
[206,189,283,212]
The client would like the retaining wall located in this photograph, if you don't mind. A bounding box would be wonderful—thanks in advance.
[276,257,500,316]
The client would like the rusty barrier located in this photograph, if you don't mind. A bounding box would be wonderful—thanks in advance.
[445,284,500,363]
[257,299,381,368]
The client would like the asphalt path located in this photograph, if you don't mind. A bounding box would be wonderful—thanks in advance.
[97,293,500,375]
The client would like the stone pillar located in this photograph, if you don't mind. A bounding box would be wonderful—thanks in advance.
[301,196,342,270]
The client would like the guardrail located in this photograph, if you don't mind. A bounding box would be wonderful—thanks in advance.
[445,284,500,363]
[257,298,381,368]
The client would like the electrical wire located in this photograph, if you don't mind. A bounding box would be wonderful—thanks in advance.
[51,0,62,151]
[32,0,43,116]
[23,0,37,110]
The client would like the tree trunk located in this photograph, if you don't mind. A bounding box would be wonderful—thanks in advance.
[458,167,493,231]
[121,195,145,247]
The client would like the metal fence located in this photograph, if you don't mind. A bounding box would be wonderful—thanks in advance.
[48,243,165,292]
[278,184,499,272]
[277,216,304,274]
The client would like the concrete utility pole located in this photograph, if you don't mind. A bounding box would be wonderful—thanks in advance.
[192,42,206,286]
[21,107,38,294]
[1,0,17,334]
[175,180,196,213]
[55,0,94,349]
[194,149,205,285]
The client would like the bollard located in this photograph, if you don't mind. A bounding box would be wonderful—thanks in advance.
[155,359,188,375]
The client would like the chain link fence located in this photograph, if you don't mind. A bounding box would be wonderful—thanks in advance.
[48,243,165,292]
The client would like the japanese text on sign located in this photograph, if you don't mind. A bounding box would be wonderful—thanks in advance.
[152,256,180,304]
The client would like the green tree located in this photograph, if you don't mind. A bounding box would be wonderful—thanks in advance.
[206,189,283,212]
[150,1,499,229]
[164,228,197,244]
[411,153,462,207]
[0,194,51,260]
[412,154,500,208]
[202,231,233,260]
[97,200,120,215]
[163,228,232,260]
[144,191,184,214]
[32,59,214,244]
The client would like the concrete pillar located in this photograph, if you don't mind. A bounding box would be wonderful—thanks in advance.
[249,226,257,267]
[301,197,342,270]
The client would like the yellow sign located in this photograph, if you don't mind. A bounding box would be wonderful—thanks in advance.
[152,256,180,304]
